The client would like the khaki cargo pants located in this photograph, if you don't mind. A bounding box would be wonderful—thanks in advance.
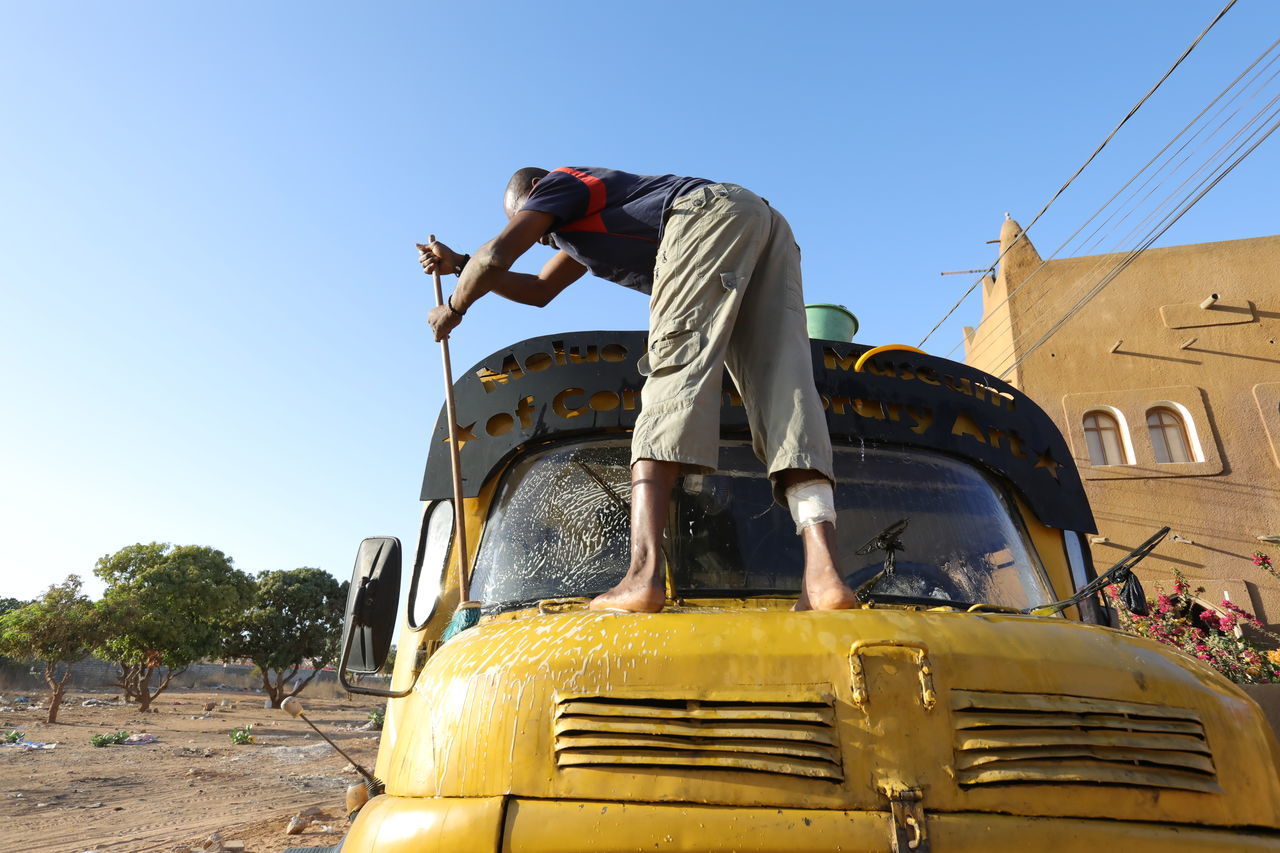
[632,183,834,491]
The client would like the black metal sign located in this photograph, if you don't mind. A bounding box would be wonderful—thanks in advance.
[420,331,1095,533]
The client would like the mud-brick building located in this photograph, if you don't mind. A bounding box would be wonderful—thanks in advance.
[964,218,1280,623]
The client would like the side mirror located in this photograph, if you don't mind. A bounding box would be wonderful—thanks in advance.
[339,537,415,697]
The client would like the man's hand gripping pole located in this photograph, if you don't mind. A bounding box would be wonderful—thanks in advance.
[427,234,476,608]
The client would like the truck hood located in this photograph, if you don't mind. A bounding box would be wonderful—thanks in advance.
[379,608,1280,828]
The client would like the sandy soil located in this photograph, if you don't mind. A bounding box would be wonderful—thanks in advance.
[0,687,384,852]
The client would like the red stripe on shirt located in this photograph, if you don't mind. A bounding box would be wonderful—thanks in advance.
[558,212,608,234]
[549,167,656,242]
[551,166,606,214]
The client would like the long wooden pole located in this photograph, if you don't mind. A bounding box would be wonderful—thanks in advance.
[428,234,473,604]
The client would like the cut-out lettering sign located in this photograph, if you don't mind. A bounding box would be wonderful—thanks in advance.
[421,331,1094,533]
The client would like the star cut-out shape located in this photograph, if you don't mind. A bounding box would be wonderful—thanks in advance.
[1034,448,1061,479]
[443,421,478,449]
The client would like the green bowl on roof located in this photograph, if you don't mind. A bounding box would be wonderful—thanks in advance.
[805,304,858,342]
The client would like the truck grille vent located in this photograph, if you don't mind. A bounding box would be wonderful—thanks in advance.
[952,689,1218,793]
[553,694,842,781]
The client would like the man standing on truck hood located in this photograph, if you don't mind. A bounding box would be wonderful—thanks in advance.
[420,167,857,612]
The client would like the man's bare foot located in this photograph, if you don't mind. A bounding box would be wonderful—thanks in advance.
[589,574,666,612]
[792,592,811,612]
[794,521,857,610]
[595,460,678,612]
[802,575,859,610]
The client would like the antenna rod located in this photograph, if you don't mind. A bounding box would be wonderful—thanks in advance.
[281,696,379,787]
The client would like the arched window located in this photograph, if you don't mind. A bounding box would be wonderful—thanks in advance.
[1082,410,1127,465]
[1147,407,1193,464]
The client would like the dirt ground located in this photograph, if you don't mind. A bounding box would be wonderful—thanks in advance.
[1,686,384,852]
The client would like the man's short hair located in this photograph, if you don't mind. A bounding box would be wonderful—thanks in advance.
[505,167,549,212]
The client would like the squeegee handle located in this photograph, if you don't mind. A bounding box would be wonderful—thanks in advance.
[428,234,472,603]
[298,712,379,787]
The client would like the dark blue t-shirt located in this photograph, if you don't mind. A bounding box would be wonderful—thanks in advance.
[519,166,711,294]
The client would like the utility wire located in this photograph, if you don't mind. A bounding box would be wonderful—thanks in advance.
[917,0,1239,348]
[962,58,1280,371]
[999,108,1280,379]
[950,37,1280,362]
[974,97,1280,378]
[977,89,1280,374]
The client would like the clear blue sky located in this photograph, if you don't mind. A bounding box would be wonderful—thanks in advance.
[2,2,1276,601]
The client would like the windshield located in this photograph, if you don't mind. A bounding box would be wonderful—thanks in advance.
[469,439,1053,609]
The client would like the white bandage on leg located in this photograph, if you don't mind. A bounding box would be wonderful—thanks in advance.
[784,481,837,534]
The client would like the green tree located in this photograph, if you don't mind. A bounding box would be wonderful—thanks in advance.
[95,543,252,711]
[0,577,104,723]
[223,568,347,708]
[0,596,29,667]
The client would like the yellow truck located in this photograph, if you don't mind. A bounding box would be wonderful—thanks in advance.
[317,330,1280,852]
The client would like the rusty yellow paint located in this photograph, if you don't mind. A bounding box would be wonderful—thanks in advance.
[498,800,1280,852]
[363,608,1280,828]
[955,728,1208,752]
[949,686,1219,790]
[951,688,1206,718]
[551,692,843,779]
[553,717,835,744]
[848,638,936,710]
[958,761,1221,793]
[955,709,1205,734]
[557,751,842,780]
[341,796,1280,852]
[555,734,840,762]
[954,746,1216,774]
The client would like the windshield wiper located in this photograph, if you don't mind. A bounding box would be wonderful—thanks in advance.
[853,518,910,601]
[573,459,629,513]
[1024,526,1169,617]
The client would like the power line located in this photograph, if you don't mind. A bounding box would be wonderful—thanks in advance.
[917,0,1239,348]
[998,108,1280,379]
[975,89,1280,375]
[962,64,1280,371]
[950,37,1280,364]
